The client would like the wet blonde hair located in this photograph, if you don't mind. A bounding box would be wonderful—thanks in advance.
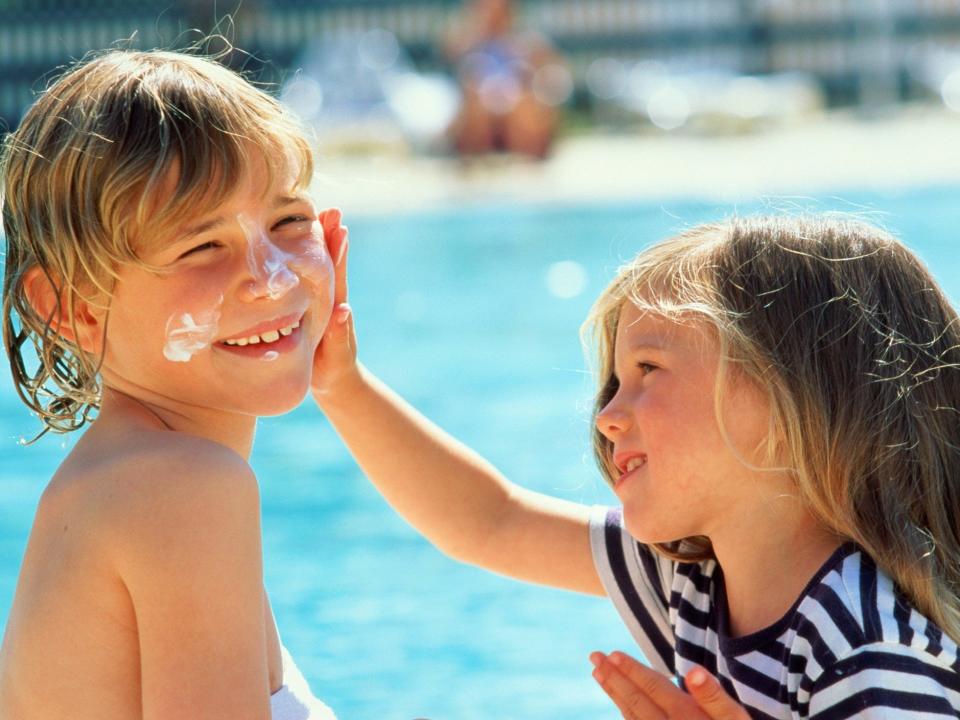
[1,48,313,437]
[585,215,960,642]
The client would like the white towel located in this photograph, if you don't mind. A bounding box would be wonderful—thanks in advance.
[270,646,337,720]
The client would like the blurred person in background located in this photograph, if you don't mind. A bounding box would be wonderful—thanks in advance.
[442,0,567,159]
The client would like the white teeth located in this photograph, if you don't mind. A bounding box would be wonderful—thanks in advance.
[222,320,301,346]
[625,456,646,472]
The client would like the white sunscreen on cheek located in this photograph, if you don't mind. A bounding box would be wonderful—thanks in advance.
[162,303,223,362]
[237,213,300,300]
[288,226,336,331]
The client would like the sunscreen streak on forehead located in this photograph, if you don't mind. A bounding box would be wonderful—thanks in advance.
[237,213,300,300]
[163,300,223,362]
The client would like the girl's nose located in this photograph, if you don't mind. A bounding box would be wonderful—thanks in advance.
[595,399,631,440]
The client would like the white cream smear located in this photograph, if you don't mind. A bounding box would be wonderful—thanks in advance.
[163,303,223,362]
[161,212,335,363]
[238,213,301,300]
[237,211,335,321]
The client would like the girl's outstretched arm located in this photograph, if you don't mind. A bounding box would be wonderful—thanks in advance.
[312,213,603,596]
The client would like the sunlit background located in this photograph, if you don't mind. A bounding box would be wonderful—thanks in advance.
[3,1,960,718]
[5,1,960,145]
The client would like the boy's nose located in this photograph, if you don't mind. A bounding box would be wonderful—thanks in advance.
[241,235,300,301]
[243,259,299,301]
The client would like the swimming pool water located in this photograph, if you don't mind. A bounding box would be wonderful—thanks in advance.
[2,189,959,718]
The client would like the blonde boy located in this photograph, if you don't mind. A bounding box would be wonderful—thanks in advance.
[0,50,344,719]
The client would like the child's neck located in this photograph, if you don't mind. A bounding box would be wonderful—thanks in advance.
[712,504,842,639]
[98,387,257,459]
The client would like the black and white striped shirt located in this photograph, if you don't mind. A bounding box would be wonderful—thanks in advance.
[590,507,960,719]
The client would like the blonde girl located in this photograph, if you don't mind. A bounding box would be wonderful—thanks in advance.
[1,49,345,719]
[313,215,960,718]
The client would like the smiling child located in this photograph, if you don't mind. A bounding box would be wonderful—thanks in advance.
[0,50,344,719]
[314,215,960,718]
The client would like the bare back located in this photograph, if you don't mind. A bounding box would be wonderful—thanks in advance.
[0,414,283,719]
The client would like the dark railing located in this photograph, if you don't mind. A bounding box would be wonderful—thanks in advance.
[1,0,959,131]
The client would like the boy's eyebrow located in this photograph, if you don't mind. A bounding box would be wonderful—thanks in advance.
[272,193,311,209]
[180,217,228,241]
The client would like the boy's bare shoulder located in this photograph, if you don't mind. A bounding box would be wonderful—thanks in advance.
[44,430,260,560]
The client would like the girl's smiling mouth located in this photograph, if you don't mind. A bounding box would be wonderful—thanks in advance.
[613,452,647,489]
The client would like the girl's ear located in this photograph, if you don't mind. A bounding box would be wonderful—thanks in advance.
[21,266,104,355]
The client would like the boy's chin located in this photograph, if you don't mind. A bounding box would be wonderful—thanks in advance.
[238,379,312,417]
[254,395,309,417]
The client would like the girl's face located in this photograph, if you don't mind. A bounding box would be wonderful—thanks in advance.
[96,162,335,420]
[594,302,775,545]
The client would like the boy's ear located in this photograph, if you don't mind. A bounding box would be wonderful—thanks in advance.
[21,266,104,355]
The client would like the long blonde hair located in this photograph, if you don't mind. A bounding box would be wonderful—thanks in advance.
[1,48,313,437]
[584,215,960,642]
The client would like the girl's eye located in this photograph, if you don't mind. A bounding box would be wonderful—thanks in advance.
[177,241,220,259]
[637,362,657,376]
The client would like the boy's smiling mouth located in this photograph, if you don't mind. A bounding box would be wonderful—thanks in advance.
[216,311,306,356]
[221,319,300,347]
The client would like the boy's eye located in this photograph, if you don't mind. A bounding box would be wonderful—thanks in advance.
[177,241,220,259]
[637,362,657,375]
[273,215,311,230]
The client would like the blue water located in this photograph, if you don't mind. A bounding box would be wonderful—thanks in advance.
[2,188,959,718]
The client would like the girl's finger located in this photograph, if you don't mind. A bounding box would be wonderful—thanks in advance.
[592,654,667,720]
[609,652,682,704]
[318,208,344,260]
[333,235,349,306]
[320,207,342,234]
[327,302,355,359]
[684,666,750,720]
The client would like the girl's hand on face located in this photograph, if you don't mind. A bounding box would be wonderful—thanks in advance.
[312,209,359,399]
[590,652,750,720]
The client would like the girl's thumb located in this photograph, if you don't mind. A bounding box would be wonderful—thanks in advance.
[334,302,352,327]
[686,667,748,719]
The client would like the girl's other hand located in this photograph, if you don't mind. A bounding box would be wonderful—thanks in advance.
[590,651,750,720]
[312,209,359,399]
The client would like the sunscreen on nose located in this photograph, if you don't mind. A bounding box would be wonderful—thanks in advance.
[238,213,300,300]
[163,303,222,362]
[237,210,335,338]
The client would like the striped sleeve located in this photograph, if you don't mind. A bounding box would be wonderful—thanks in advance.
[808,643,960,718]
[589,505,676,675]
